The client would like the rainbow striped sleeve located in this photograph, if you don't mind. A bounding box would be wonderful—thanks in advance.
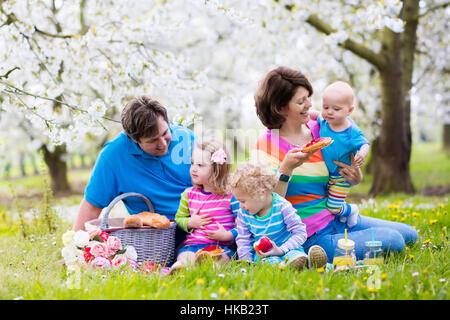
[250,123,335,237]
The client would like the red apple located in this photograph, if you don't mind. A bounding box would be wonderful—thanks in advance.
[254,237,273,253]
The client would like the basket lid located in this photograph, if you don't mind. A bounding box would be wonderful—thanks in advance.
[337,238,355,250]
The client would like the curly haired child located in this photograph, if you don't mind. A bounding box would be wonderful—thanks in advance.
[230,162,327,270]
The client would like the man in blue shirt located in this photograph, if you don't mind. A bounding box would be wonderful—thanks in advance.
[73,96,195,246]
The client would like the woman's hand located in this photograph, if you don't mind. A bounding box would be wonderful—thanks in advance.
[334,154,363,186]
[279,148,312,175]
[257,240,284,257]
[205,222,233,242]
[187,208,213,230]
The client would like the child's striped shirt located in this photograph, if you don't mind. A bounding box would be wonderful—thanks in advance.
[175,187,238,246]
[236,192,307,261]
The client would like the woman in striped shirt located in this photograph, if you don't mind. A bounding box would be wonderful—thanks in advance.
[170,139,239,272]
[251,66,417,262]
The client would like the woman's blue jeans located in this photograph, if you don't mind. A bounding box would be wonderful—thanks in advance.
[303,215,418,262]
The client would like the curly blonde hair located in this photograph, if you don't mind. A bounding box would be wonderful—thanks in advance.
[193,139,231,195]
[229,162,278,197]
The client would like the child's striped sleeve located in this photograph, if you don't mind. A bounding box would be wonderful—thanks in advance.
[175,190,192,232]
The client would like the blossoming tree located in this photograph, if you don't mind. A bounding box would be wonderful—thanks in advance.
[275,0,449,195]
[1,0,448,196]
[0,0,206,192]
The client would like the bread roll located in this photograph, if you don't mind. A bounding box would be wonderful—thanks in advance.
[137,211,170,229]
[123,215,143,228]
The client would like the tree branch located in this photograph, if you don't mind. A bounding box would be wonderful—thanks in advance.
[34,26,74,39]
[305,14,387,70]
[0,80,120,124]
[0,67,20,79]
[417,1,450,19]
[79,0,90,35]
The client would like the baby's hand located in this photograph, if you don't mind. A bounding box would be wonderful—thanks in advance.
[257,240,284,257]
[353,152,366,168]
[187,209,213,230]
[309,110,320,121]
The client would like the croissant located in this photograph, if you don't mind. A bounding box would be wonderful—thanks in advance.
[138,211,170,229]
[123,211,170,229]
[123,215,143,228]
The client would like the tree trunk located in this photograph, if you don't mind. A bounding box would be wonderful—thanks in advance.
[369,1,419,196]
[369,27,415,196]
[444,123,450,152]
[41,144,71,193]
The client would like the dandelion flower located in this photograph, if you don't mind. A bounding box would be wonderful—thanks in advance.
[219,287,228,295]
[423,239,431,244]
[244,291,251,298]
[423,269,428,275]
[367,288,377,293]
[429,219,438,225]
[316,267,325,273]
[381,273,388,280]
[196,278,205,285]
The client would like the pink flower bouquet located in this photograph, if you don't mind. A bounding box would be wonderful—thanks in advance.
[61,228,138,270]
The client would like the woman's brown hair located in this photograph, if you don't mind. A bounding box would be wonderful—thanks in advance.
[194,139,231,196]
[121,95,169,141]
[254,66,313,129]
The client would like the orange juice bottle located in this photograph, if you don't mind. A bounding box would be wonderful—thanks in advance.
[333,239,356,267]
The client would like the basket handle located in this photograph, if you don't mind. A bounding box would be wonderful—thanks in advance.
[101,192,154,230]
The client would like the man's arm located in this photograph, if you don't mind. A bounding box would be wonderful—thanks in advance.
[73,198,102,231]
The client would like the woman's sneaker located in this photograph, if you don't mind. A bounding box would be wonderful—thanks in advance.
[307,245,328,269]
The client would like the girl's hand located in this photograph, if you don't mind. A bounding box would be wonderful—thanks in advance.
[334,154,363,186]
[205,222,233,242]
[187,208,213,230]
[257,240,284,257]
[279,148,312,175]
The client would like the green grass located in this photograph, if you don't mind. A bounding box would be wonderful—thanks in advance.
[0,142,449,300]
[351,142,450,195]
[0,197,448,300]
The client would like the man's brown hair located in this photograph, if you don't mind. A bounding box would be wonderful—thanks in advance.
[121,96,169,141]
[254,66,313,129]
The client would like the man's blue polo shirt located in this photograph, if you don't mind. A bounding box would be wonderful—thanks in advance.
[84,125,195,219]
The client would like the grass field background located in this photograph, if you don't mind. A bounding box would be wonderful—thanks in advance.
[0,142,448,300]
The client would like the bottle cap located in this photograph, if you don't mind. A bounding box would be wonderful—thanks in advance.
[337,238,355,250]
[365,240,382,247]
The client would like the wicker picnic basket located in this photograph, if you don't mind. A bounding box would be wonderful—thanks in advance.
[99,192,176,266]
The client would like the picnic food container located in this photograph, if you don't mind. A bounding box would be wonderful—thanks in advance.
[86,192,176,265]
